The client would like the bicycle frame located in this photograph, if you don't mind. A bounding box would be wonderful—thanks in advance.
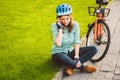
[86,0,111,62]
[89,3,110,42]
[94,12,103,42]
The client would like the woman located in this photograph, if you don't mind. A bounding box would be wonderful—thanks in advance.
[51,3,97,76]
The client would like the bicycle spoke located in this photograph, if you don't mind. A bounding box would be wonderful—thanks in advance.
[101,25,109,45]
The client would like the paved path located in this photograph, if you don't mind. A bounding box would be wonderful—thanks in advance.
[63,0,120,80]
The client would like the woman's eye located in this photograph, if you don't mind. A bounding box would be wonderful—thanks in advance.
[66,17,70,20]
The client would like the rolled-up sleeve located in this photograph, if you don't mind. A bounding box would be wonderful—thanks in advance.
[73,22,81,44]
[51,23,58,43]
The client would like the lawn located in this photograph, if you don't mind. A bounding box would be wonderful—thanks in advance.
[0,0,110,80]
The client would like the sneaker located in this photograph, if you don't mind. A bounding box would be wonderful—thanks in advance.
[83,66,97,73]
[65,68,73,76]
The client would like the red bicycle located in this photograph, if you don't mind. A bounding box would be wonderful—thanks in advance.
[86,0,111,62]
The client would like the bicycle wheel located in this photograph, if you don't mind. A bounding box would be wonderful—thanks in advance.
[86,21,111,62]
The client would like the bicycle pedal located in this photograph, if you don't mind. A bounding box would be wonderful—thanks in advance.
[102,41,107,45]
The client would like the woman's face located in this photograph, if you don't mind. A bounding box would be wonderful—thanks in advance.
[59,15,71,27]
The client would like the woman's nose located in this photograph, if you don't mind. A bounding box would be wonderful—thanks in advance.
[64,20,68,23]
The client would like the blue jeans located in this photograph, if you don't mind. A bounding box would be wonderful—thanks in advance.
[52,46,97,70]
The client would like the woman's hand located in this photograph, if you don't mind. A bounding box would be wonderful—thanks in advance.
[76,61,81,68]
[74,56,81,68]
[56,21,64,29]
[75,59,81,68]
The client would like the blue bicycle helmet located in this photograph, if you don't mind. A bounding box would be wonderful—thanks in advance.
[56,3,72,16]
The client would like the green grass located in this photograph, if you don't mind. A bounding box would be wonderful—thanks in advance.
[0,0,110,80]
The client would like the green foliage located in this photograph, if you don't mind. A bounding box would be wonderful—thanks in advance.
[0,0,110,80]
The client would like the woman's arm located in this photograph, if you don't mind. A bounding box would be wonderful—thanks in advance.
[74,43,81,68]
[73,22,81,68]
[55,29,62,46]
[74,43,80,59]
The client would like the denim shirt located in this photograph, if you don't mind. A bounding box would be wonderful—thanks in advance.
[51,21,81,54]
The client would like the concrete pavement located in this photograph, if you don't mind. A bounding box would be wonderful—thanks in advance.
[63,0,120,80]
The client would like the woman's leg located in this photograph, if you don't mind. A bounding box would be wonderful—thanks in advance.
[68,46,97,69]
[52,52,76,69]
[52,46,97,70]
[79,46,97,63]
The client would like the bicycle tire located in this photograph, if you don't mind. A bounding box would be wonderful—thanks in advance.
[86,21,111,62]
